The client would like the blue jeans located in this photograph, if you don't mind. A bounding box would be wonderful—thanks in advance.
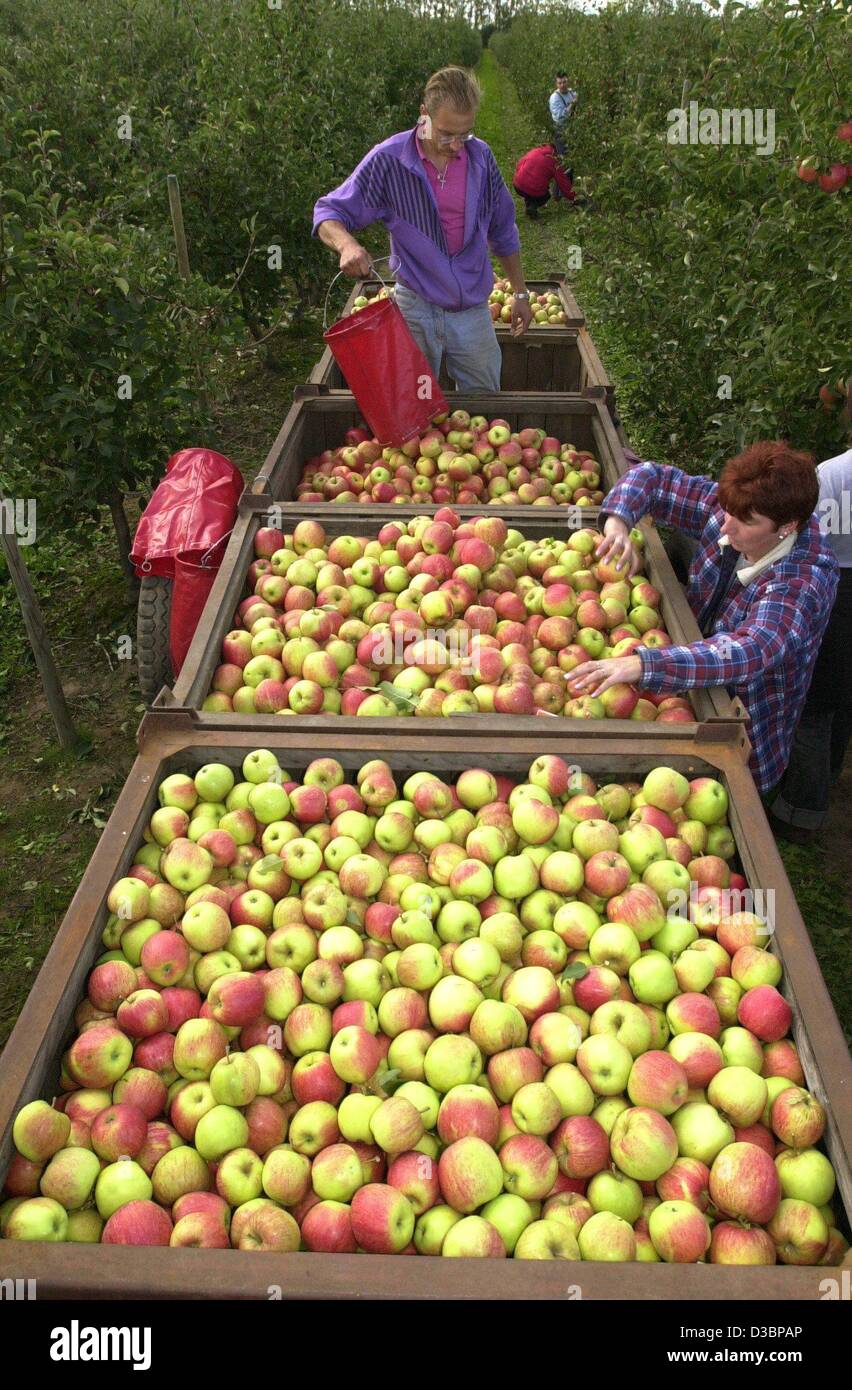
[393,283,502,392]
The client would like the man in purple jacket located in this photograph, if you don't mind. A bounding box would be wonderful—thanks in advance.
[313,66,532,391]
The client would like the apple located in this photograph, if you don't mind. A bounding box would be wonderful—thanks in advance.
[656,1156,711,1211]
[511,1083,563,1138]
[296,1200,355,1254]
[610,1107,679,1180]
[101,1199,173,1247]
[441,1215,506,1258]
[502,966,560,1023]
[648,1200,711,1263]
[529,1012,581,1067]
[414,1203,463,1255]
[479,1193,536,1255]
[666,992,721,1038]
[193,1104,249,1162]
[236,1203,301,1252]
[705,1063,767,1125]
[643,768,690,813]
[39,1147,101,1211]
[577,1210,636,1261]
[173,1019,229,1081]
[149,1145,212,1207]
[770,1087,826,1149]
[439,1136,504,1213]
[627,1051,689,1114]
[511,1219,579,1260]
[470,1000,527,1056]
[95,1158,153,1219]
[170,1210,231,1249]
[350,1183,415,1253]
[709,1220,776,1265]
[628,952,678,1007]
[551,1115,610,1178]
[775,1148,836,1206]
[671,1102,735,1164]
[261,1148,312,1206]
[767,1198,829,1265]
[708,1141,781,1223]
[762,1039,804,1084]
[90,1103,148,1162]
[4,1196,69,1242]
[209,1052,261,1107]
[437,1086,499,1146]
[68,1026,134,1089]
[737,985,792,1042]
[12,1101,71,1164]
[370,1097,425,1155]
[310,1143,364,1203]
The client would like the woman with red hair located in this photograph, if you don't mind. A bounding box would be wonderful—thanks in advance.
[569,443,840,796]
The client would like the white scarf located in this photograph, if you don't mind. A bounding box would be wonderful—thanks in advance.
[719,530,797,585]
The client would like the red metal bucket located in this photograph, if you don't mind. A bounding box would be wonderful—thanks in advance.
[324,290,447,446]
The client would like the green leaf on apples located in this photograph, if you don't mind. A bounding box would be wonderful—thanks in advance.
[560,962,589,982]
[346,909,361,927]
[370,682,416,710]
[374,1068,402,1094]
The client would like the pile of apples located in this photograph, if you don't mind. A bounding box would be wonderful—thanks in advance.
[203,513,693,721]
[489,279,568,326]
[294,411,604,507]
[2,752,846,1264]
[347,288,390,315]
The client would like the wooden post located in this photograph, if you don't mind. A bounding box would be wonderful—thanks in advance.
[167,174,191,280]
[0,493,78,751]
[680,77,690,111]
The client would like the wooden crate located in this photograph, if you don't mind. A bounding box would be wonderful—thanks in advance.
[161,506,747,734]
[313,276,610,398]
[248,392,628,503]
[0,723,848,1298]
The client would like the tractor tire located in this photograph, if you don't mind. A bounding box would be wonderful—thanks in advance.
[137,575,173,705]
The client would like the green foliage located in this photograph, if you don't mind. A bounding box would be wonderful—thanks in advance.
[0,0,480,532]
[493,0,850,472]
[0,126,233,532]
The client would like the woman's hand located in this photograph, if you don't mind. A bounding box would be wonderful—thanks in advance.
[595,515,643,578]
[567,654,643,696]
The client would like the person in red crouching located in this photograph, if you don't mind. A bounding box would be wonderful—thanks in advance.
[512,142,575,218]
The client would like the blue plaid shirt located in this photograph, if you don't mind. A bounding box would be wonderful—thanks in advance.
[602,462,840,793]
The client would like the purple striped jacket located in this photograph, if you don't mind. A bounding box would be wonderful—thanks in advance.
[313,127,520,312]
[602,461,840,792]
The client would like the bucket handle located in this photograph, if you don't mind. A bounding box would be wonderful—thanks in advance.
[322,256,397,331]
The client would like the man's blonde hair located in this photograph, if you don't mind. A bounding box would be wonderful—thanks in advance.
[423,66,481,115]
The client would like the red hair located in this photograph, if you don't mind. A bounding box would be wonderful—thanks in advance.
[717,441,818,531]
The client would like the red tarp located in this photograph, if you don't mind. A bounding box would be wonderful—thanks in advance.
[130,448,244,675]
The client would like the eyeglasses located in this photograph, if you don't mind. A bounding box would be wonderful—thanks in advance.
[433,128,474,146]
[419,115,474,147]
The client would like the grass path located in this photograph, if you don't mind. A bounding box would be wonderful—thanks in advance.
[475,49,590,283]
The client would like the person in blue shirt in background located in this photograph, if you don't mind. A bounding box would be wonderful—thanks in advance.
[769,444,852,842]
[549,72,577,187]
